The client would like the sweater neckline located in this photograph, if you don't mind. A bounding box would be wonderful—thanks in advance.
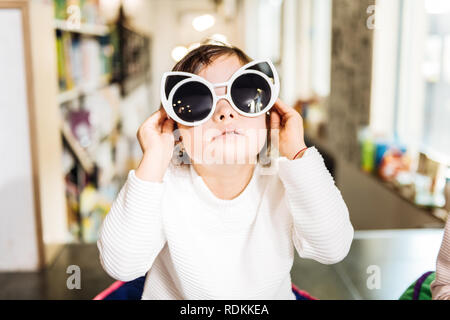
[189,163,260,208]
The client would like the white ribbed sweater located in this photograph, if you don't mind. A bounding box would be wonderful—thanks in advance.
[97,147,354,299]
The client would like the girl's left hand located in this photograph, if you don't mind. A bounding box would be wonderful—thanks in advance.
[270,98,307,160]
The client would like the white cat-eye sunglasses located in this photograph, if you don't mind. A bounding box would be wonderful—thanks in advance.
[160,59,280,127]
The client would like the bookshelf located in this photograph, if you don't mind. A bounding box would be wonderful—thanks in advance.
[60,121,95,174]
[53,1,151,244]
[54,0,119,243]
[54,19,109,36]
[53,17,111,107]
[57,74,109,104]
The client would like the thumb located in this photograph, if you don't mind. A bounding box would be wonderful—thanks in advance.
[161,117,175,135]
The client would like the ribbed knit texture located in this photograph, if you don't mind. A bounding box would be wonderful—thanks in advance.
[431,218,450,300]
[97,147,354,299]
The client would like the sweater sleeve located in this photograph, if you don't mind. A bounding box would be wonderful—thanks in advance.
[97,169,167,282]
[431,219,450,300]
[277,147,354,264]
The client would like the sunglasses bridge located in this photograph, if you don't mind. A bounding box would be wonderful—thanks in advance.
[211,82,231,100]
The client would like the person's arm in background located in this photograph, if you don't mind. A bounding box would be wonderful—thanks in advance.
[97,108,175,281]
[431,218,450,300]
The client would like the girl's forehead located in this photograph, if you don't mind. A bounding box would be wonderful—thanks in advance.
[197,55,244,84]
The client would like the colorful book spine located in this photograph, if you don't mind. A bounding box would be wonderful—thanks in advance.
[56,33,66,90]
[62,32,75,90]
[54,0,67,20]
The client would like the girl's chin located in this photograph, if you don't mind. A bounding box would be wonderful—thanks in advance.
[188,150,253,165]
[187,140,262,164]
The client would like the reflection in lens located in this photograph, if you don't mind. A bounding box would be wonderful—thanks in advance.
[231,73,271,114]
[172,81,213,122]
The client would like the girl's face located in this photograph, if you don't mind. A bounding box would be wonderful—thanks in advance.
[177,54,268,165]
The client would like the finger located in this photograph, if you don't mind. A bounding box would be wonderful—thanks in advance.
[273,98,292,116]
[144,109,163,125]
[144,108,168,129]
[270,109,281,130]
[157,108,170,127]
[159,106,168,118]
[161,117,175,134]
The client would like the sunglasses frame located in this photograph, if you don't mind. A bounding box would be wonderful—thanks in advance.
[160,59,280,127]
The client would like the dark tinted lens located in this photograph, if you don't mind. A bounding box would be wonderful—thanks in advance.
[231,73,271,114]
[172,81,213,122]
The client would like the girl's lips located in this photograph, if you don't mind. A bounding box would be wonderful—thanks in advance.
[214,132,241,140]
[212,128,245,141]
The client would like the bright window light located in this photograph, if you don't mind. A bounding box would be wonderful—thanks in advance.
[425,0,450,14]
[269,0,283,6]
[210,33,228,44]
[188,42,200,51]
[192,14,215,32]
[171,46,188,62]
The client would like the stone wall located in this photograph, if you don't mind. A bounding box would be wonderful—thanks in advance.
[328,0,375,164]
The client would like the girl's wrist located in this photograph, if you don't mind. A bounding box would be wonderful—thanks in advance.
[289,145,308,160]
[136,153,166,182]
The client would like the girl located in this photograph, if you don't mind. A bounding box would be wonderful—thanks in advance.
[97,44,354,300]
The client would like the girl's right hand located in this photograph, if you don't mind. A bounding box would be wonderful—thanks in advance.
[135,108,175,182]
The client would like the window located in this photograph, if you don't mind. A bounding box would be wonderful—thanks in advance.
[422,1,450,162]
[244,0,331,104]
[244,0,282,63]
[371,0,450,164]
[295,0,331,100]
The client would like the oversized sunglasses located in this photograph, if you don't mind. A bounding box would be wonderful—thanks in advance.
[160,59,280,126]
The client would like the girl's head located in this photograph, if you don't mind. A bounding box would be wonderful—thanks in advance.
[166,43,272,167]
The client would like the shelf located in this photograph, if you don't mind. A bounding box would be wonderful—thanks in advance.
[359,168,449,223]
[54,19,109,36]
[61,122,95,174]
[361,169,435,210]
[58,77,110,104]
[304,131,447,223]
[58,88,80,104]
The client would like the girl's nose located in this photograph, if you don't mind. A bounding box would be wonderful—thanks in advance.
[213,99,238,123]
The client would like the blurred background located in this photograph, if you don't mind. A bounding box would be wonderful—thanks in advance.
[0,0,449,300]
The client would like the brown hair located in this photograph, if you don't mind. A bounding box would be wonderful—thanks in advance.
[171,43,253,74]
[166,41,272,167]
